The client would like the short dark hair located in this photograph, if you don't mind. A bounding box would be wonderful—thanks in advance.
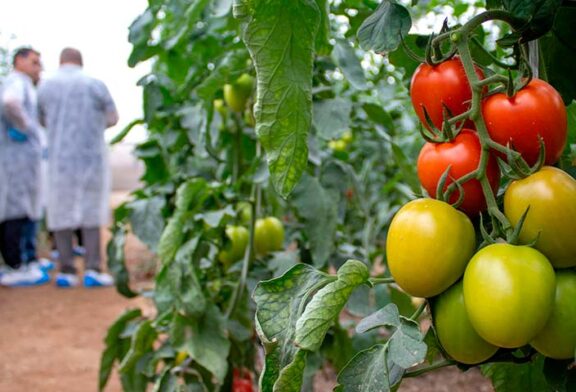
[12,47,40,66]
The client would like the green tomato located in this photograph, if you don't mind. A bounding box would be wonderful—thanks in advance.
[531,270,576,359]
[386,198,476,298]
[432,280,499,364]
[463,243,556,348]
[218,225,249,265]
[341,130,353,144]
[254,217,285,256]
[504,166,576,268]
[213,98,227,117]
[328,139,347,152]
[224,73,254,112]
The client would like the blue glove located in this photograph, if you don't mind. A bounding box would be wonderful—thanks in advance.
[7,127,28,142]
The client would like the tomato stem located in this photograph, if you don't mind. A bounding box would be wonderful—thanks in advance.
[369,277,395,285]
[404,360,455,378]
[410,301,427,320]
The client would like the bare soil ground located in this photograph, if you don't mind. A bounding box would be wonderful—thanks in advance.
[0,145,494,391]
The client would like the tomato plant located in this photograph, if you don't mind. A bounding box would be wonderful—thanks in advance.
[463,243,556,348]
[410,57,484,130]
[482,78,567,166]
[531,270,576,360]
[504,166,576,268]
[386,198,475,298]
[432,280,499,365]
[100,1,576,391]
[417,129,500,216]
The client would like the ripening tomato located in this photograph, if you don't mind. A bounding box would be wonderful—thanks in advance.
[482,78,567,165]
[531,270,576,359]
[417,129,500,216]
[218,225,249,265]
[463,243,556,348]
[254,217,285,256]
[432,280,499,364]
[233,368,254,392]
[410,57,484,130]
[504,166,576,268]
[386,198,476,298]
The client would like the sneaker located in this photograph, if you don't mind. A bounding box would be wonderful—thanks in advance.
[55,273,79,288]
[83,270,114,287]
[28,258,55,272]
[73,246,86,257]
[0,265,50,287]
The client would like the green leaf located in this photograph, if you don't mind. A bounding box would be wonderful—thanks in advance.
[128,197,165,252]
[253,264,335,392]
[540,7,576,104]
[196,49,250,101]
[388,34,427,78]
[481,355,549,392]
[357,0,412,54]
[313,98,353,140]
[175,178,209,211]
[128,9,157,66]
[355,304,426,369]
[295,260,370,351]
[336,344,405,392]
[502,0,562,41]
[157,212,186,264]
[422,326,444,365]
[291,175,338,267]
[332,39,368,90]
[99,309,142,391]
[119,320,158,374]
[362,103,395,134]
[169,238,207,317]
[107,225,138,298]
[315,0,332,56]
[110,119,145,145]
[237,0,321,198]
[171,305,231,384]
[273,350,308,392]
[196,205,236,228]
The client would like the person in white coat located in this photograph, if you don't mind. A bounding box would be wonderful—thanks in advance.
[38,47,118,287]
[0,47,50,287]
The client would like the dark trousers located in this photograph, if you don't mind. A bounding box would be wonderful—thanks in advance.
[54,227,100,274]
[0,217,29,269]
[21,220,38,263]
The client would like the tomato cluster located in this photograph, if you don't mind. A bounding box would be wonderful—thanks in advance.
[218,211,285,267]
[386,57,575,365]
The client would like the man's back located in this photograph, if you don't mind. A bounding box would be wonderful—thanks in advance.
[38,65,115,158]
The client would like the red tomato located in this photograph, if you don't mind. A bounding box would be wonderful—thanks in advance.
[482,78,567,166]
[417,129,500,216]
[233,368,253,392]
[410,57,484,130]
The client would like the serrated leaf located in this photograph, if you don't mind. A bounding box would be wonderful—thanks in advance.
[196,205,236,228]
[388,318,427,368]
[357,0,412,54]
[313,98,353,140]
[128,197,165,252]
[99,309,142,391]
[273,350,308,392]
[481,355,549,392]
[157,212,186,263]
[295,260,370,351]
[291,175,338,267]
[253,264,334,392]
[356,303,401,333]
[332,39,368,90]
[336,344,405,392]
[238,0,320,197]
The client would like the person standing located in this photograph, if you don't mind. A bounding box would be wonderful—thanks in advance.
[0,47,50,286]
[38,47,118,287]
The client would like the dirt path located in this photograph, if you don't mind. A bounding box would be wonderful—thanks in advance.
[0,284,141,392]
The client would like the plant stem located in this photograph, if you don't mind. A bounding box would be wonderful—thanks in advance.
[404,360,455,378]
[410,301,427,320]
[370,277,395,285]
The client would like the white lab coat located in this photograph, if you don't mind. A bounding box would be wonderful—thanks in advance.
[38,64,117,231]
[0,71,43,222]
